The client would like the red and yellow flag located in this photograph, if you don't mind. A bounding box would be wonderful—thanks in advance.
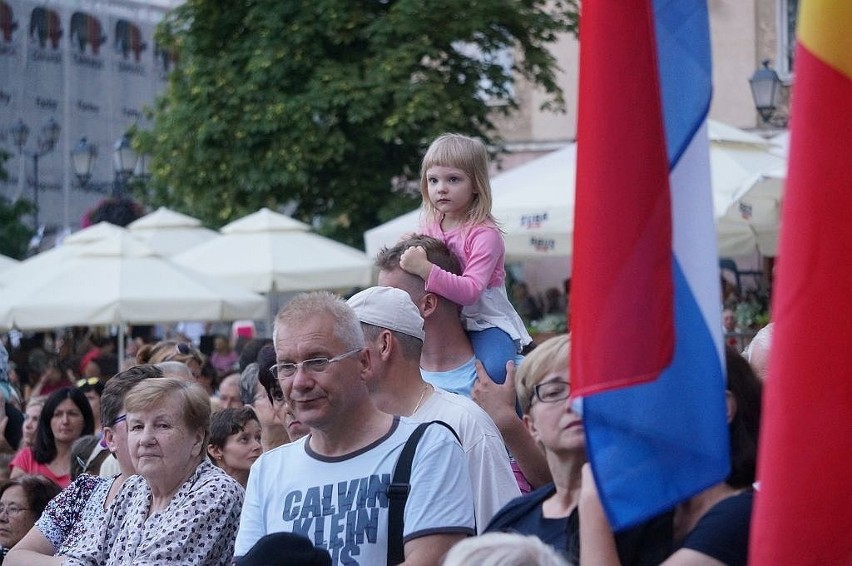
[749,1,852,563]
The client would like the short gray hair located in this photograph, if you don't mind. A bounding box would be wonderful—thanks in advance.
[442,532,568,566]
[274,292,364,351]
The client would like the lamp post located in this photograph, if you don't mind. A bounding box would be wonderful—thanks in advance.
[749,60,788,127]
[9,118,61,229]
[112,134,138,197]
[71,137,98,189]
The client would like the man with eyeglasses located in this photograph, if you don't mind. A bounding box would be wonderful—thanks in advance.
[234,291,475,566]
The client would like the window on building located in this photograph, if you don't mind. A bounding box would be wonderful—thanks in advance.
[777,0,799,79]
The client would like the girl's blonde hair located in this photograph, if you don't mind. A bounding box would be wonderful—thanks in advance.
[419,133,497,227]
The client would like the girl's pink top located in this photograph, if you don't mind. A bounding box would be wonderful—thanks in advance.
[421,220,505,306]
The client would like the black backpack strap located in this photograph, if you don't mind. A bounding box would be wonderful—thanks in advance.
[387,420,459,566]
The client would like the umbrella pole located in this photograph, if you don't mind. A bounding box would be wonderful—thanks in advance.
[118,323,125,370]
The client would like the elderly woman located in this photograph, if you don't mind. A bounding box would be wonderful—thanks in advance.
[0,475,61,561]
[62,378,243,565]
[10,389,94,488]
[207,407,262,488]
[6,365,162,566]
[484,335,671,564]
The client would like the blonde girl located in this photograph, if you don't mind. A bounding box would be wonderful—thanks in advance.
[400,133,531,386]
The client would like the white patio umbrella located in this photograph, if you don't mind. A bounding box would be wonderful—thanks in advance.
[365,120,787,259]
[0,255,19,274]
[0,228,267,360]
[172,208,374,293]
[0,222,129,288]
[128,207,219,256]
[715,168,785,256]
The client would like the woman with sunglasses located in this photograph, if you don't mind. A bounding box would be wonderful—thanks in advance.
[484,335,671,565]
[10,389,94,489]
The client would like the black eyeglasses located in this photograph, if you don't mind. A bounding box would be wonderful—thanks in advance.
[269,348,362,380]
[109,414,127,427]
[531,380,571,405]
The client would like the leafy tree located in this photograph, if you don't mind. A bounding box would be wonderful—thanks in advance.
[1,150,34,259]
[0,194,35,260]
[144,0,578,247]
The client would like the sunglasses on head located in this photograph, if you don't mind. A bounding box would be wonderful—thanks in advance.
[76,376,101,388]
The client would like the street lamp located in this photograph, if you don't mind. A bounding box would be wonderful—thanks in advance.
[71,137,98,189]
[112,134,138,197]
[9,117,61,229]
[749,60,788,127]
[134,151,151,181]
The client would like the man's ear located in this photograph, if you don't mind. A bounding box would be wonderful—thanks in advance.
[378,330,394,360]
[420,292,438,318]
[358,346,372,380]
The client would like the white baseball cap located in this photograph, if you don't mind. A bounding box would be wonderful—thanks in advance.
[347,286,425,341]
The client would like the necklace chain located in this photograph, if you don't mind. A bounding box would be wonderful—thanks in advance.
[411,383,430,415]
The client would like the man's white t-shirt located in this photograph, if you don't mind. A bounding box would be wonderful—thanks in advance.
[235,417,475,565]
[414,387,521,532]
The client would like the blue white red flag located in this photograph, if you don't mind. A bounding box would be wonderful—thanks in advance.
[570,0,730,530]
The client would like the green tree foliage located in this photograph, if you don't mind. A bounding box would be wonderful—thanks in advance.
[0,194,35,260]
[145,0,578,247]
[1,150,34,259]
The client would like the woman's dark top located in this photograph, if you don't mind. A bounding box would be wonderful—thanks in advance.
[486,483,673,565]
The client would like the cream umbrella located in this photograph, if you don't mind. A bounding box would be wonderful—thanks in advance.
[0,222,129,288]
[0,228,267,360]
[172,208,373,293]
[0,255,19,274]
[128,207,219,256]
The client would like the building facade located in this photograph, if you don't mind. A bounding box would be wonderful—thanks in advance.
[0,0,179,232]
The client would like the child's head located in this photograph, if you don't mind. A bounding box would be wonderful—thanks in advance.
[419,133,494,225]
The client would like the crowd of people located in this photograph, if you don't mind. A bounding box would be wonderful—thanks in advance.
[0,133,762,565]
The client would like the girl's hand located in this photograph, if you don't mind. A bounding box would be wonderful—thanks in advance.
[399,246,432,280]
